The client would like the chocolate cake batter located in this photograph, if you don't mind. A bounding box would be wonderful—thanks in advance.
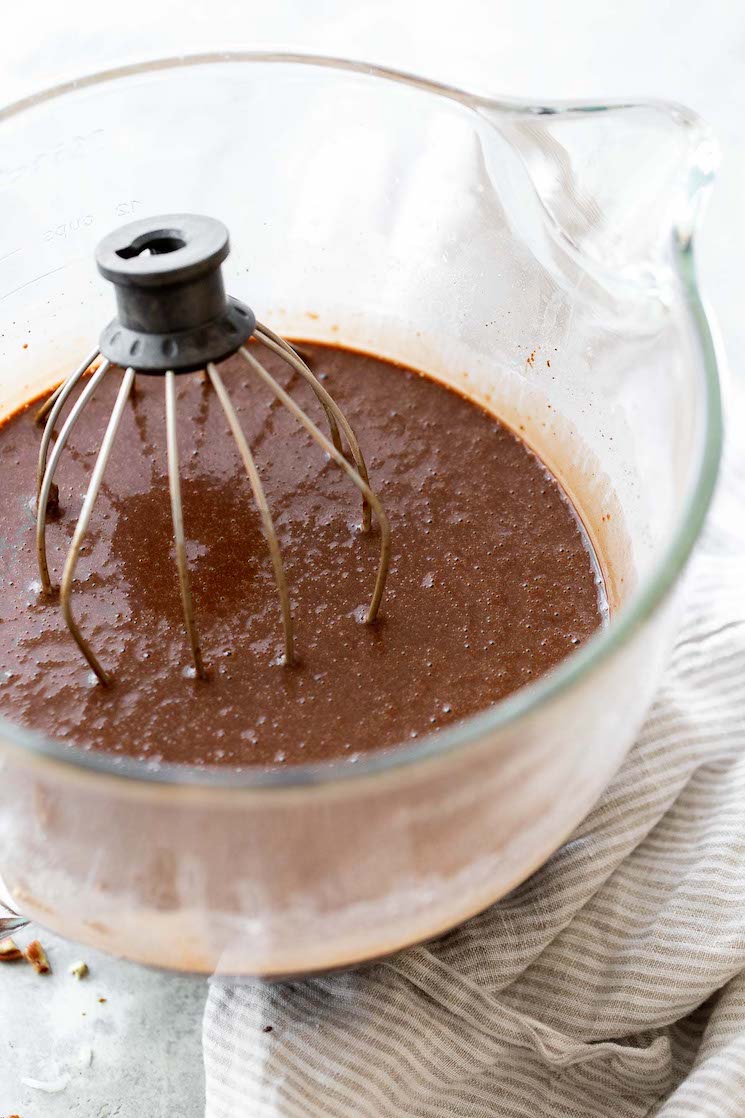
[0,344,604,767]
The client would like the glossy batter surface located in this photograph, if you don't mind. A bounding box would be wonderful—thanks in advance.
[0,344,603,767]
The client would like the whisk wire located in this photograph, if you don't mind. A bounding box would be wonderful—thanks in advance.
[254,329,344,457]
[206,362,295,666]
[35,380,65,425]
[254,324,373,532]
[34,346,99,427]
[60,366,136,685]
[36,359,111,595]
[165,371,207,680]
[239,345,391,623]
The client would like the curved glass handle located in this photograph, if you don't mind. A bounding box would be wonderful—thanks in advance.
[479,100,718,288]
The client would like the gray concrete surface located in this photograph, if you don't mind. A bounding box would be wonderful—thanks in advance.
[0,929,205,1117]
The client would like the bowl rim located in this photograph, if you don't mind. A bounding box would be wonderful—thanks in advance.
[0,50,724,791]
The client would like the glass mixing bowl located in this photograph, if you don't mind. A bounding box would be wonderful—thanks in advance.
[0,54,721,975]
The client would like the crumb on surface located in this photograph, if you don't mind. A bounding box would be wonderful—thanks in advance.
[262,1025,273,1033]
[69,960,89,980]
[98,997,107,1004]
[24,940,50,974]
[0,937,23,962]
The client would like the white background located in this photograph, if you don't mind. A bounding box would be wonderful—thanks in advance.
[0,2,743,1115]
[2,0,743,381]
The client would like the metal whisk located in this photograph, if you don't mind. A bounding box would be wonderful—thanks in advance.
[35,214,391,685]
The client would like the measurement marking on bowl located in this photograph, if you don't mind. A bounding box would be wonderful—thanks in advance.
[2,262,71,302]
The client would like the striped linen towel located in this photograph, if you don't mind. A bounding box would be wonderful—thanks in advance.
[204,396,745,1117]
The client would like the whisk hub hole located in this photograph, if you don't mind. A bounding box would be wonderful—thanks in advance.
[116,230,187,259]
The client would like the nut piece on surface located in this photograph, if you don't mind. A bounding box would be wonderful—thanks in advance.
[24,940,51,974]
[0,937,23,962]
[69,960,89,980]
